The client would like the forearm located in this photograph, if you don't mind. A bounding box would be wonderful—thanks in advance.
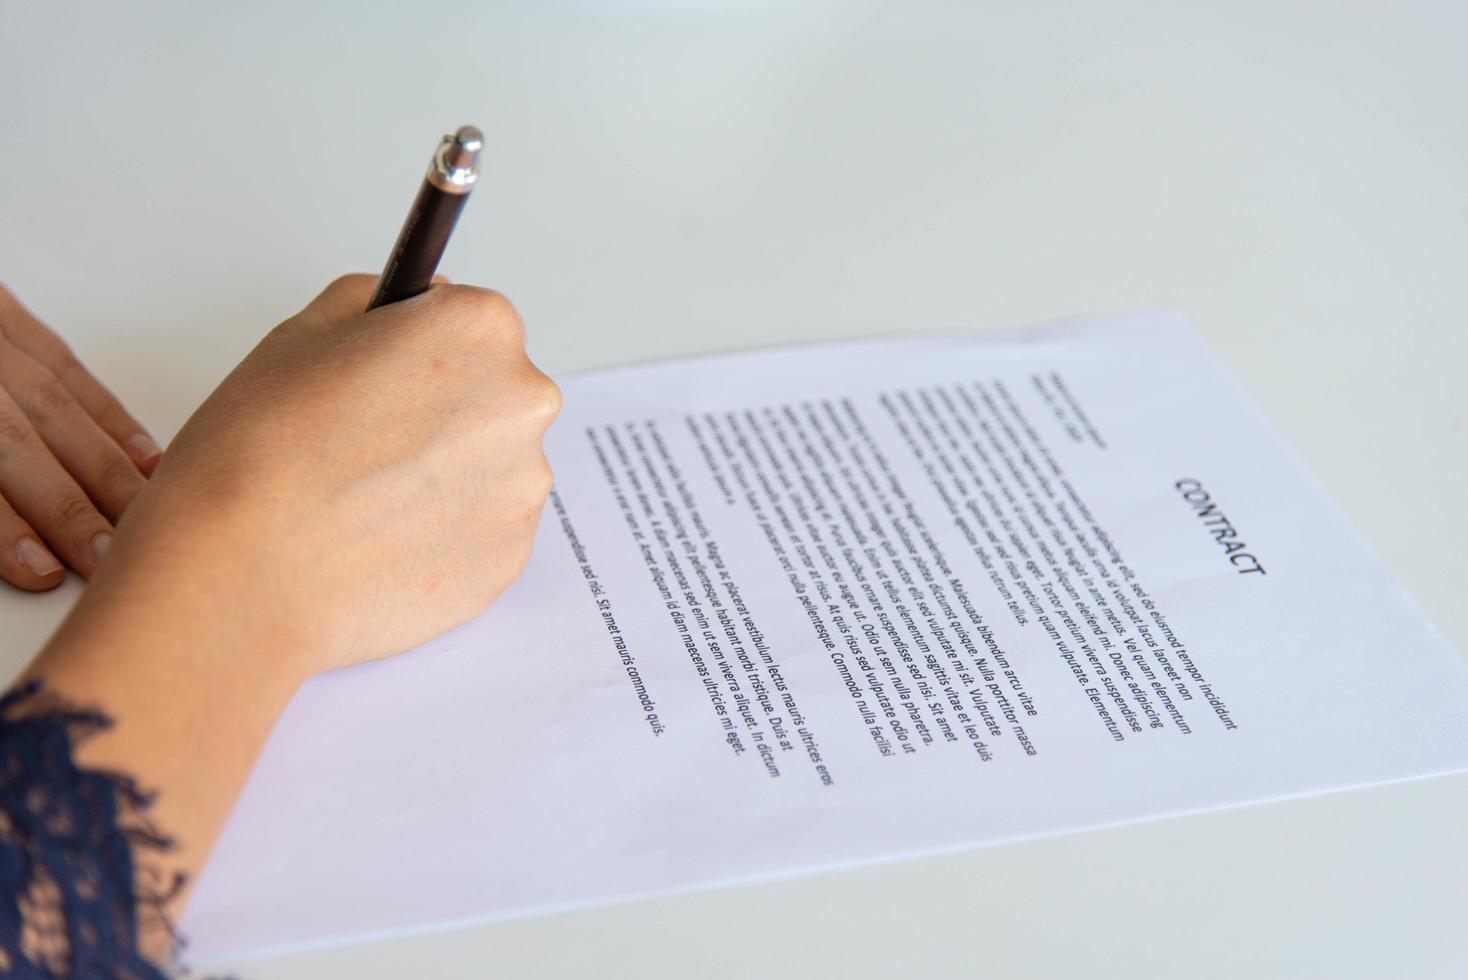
[18,515,310,952]
[0,275,555,972]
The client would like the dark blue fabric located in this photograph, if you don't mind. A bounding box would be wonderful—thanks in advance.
[0,680,179,978]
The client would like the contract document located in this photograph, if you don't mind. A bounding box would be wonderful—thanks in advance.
[183,312,1468,960]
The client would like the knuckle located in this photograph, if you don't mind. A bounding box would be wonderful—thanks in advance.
[32,378,75,416]
[54,349,87,383]
[97,453,145,494]
[92,398,131,432]
[35,331,74,364]
[18,378,75,431]
[52,492,100,530]
[0,416,35,450]
[447,287,522,342]
[531,458,555,497]
[523,373,562,424]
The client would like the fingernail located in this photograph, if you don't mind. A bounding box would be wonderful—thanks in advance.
[17,537,62,576]
[91,532,113,563]
[126,432,161,465]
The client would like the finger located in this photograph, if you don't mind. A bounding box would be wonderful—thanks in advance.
[302,274,378,326]
[303,273,456,327]
[0,283,163,475]
[0,493,65,591]
[426,285,527,350]
[0,337,148,520]
[0,388,115,578]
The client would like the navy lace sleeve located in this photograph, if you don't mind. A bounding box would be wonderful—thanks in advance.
[0,679,182,978]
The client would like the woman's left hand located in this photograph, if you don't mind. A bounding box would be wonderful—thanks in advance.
[0,283,162,590]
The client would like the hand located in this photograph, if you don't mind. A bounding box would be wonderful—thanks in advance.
[17,275,560,953]
[0,284,162,590]
[91,274,561,678]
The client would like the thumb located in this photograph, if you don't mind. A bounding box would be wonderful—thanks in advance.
[303,273,456,327]
[302,274,377,326]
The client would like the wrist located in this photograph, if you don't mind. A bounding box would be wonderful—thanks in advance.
[16,498,319,936]
[49,494,326,692]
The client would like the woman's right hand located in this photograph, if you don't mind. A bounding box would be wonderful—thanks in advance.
[97,274,561,680]
[13,275,561,945]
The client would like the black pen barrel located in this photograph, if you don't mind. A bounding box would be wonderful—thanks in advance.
[367,125,484,311]
[367,182,468,309]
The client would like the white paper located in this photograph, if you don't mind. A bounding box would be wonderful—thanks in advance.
[182,312,1468,960]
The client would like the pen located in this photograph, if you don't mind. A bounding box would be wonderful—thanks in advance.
[366,124,484,310]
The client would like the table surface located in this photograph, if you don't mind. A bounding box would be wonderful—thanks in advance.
[3,2,1466,977]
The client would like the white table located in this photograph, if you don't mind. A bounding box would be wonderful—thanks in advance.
[3,3,1465,977]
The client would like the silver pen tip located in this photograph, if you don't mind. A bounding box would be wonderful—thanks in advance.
[454,125,484,151]
[428,125,484,192]
[448,125,484,169]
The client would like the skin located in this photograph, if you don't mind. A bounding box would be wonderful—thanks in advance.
[10,274,560,962]
[0,283,162,589]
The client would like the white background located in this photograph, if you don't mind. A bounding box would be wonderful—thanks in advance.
[1,2,1464,977]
